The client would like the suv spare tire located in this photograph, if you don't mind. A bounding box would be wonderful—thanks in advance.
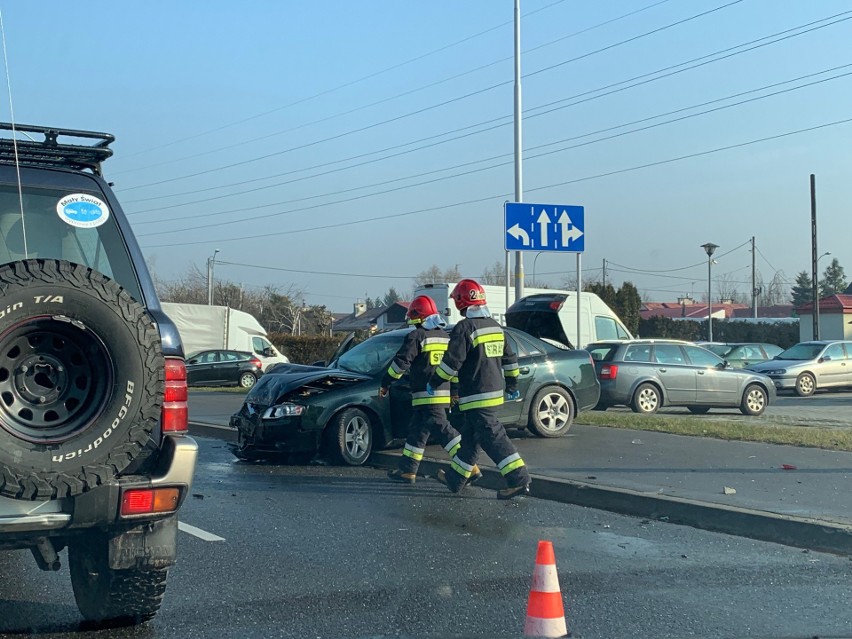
[0,260,163,500]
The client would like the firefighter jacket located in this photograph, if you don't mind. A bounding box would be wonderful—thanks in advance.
[430,313,520,412]
[381,324,451,407]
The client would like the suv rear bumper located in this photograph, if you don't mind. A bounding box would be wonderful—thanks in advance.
[0,434,198,544]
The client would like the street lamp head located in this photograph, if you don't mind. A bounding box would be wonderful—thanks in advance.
[701,242,719,258]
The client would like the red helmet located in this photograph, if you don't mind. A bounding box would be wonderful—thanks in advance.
[450,279,487,311]
[406,295,439,323]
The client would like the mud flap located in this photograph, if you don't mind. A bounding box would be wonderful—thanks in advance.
[108,515,177,570]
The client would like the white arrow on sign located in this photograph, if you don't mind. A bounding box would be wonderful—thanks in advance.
[507,223,530,246]
[537,210,550,247]
[558,210,583,246]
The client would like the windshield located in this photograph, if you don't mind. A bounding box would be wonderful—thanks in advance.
[705,344,731,357]
[777,343,825,360]
[336,332,405,375]
[0,184,142,301]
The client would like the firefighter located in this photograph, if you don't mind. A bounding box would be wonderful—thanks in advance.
[379,295,481,484]
[427,279,531,499]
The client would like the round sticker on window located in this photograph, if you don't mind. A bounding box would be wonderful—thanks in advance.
[56,193,110,229]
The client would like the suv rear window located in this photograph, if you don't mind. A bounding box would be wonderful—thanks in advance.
[0,184,141,301]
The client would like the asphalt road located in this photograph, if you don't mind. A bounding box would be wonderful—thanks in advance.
[2,438,851,639]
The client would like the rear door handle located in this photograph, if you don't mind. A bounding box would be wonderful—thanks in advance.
[658,368,667,373]
[519,367,531,375]
[697,370,705,375]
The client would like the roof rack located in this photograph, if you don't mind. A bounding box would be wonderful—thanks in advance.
[0,122,115,176]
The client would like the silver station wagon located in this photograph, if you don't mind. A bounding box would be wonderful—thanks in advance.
[587,340,776,416]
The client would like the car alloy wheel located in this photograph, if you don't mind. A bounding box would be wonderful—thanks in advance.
[537,393,570,433]
[632,383,660,414]
[796,373,815,397]
[345,415,370,459]
[741,384,767,416]
[239,372,256,389]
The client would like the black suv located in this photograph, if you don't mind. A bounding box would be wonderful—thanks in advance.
[0,124,197,624]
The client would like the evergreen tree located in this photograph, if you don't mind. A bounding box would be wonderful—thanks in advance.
[790,271,813,308]
[820,258,847,296]
[615,282,642,336]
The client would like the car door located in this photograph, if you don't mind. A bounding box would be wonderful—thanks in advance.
[684,345,739,406]
[818,343,848,388]
[495,332,538,425]
[215,351,244,385]
[651,344,695,404]
[186,351,219,385]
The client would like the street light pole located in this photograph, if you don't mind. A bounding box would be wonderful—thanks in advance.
[513,0,524,303]
[207,248,220,305]
[815,250,831,340]
[701,243,719,341]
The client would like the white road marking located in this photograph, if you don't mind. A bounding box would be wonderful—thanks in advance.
[179,521,225,542]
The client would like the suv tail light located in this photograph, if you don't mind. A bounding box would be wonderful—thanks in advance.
[163,358,188,434]
[600,364,618,380]
[250,357,263,369]
[549,301,564,311]
[120,487,180,517]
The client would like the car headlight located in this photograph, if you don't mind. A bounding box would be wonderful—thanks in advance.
[262,403,305,419]
[765,369,787,375]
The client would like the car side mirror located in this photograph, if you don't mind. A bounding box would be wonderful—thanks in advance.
[262,348,275,357]
[820,356,830,362]
[187,358,198,365]
[716,361,727,370]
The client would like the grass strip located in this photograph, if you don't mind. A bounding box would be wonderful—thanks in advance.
[575,411,852,451]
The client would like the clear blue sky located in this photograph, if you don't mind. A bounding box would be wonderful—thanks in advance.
[4,0,850,311]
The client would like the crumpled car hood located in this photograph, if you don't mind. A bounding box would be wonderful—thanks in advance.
[244,368,372,406]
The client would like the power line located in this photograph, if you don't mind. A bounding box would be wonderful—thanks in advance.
[132,65,852,227]
[113,0,571,165]
[139,116,852,248]
[119,0,744,191]
[217,260,415,280]
[114,1,669,178]
[123,11,852,210]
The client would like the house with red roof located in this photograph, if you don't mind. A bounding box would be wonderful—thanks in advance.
[794,294,852,341]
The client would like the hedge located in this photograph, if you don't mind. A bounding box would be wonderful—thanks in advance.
[268,333,345,365]
[636,317,800,348]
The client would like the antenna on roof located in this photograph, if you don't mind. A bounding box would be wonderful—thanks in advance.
[0,8,27,258]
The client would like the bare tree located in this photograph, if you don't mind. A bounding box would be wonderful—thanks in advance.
[764,270,790,306]
[413,264,463,287]
[716,272,742,303]
[480,260,507,286]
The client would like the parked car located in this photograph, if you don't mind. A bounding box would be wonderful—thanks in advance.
[697,342,784,368]
[586,339,776,415]
[230,326,601,465]
[186,349,264,388]
[746,340,852,396]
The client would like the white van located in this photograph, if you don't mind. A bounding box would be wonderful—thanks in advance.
[161,303,289,370]
[414,283,631,348]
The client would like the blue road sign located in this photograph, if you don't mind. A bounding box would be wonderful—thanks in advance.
[504,202,584,252]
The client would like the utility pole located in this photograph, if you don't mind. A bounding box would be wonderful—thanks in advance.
[207,248,220,306]
[602,258,607,288]
[810,174,819,340]
[751,236,757,319]
[513,0,524,303]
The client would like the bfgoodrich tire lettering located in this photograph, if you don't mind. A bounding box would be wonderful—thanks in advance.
[0,260,163,500]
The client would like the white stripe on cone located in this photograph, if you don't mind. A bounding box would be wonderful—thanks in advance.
[531,563,560,593]
[524,615,568,638]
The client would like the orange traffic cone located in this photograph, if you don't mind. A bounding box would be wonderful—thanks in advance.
[524,540,569,638]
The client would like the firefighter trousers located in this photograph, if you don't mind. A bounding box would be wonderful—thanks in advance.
[449,407,530,488]
[399,406,461,475]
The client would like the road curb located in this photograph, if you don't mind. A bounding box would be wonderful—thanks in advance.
[371,451,852,556]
